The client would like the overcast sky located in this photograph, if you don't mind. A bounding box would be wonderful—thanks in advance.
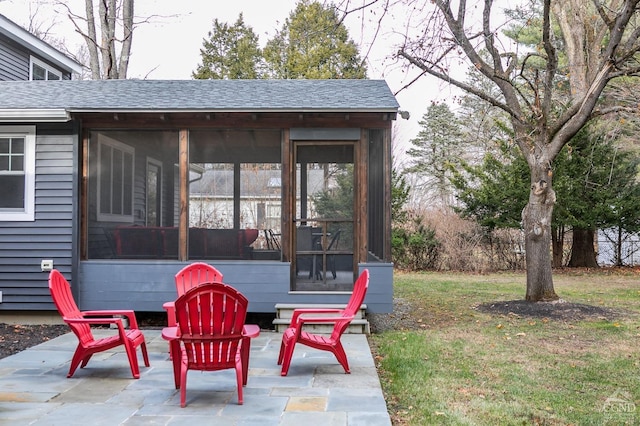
[0,0,467,158]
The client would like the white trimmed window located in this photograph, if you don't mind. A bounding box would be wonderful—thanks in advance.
[30,57,62,80]
[0,126,35,221]
[97,136,134,222]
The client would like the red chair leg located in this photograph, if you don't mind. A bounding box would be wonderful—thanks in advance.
[123,340,141,379]
[279,337,296,376]
[67,347,86,378]
[241,337,250,385]
[332,341,350,374]
[140,342,150,367]
[235,358,244,405]
[180,354,188,407]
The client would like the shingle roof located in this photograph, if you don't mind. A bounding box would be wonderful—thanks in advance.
[0,79,399,112]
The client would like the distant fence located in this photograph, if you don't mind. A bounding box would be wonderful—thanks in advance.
[597,229,640,266]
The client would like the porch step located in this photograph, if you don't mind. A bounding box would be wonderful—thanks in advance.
[273,303,370,334]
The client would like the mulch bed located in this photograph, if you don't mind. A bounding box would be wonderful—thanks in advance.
[475,299,623,321]
[0,323,69,359]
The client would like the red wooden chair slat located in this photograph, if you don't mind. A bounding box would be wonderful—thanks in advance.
[48,269,150,379]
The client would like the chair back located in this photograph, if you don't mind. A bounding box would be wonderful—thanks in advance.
[331,269,369,340]
[48,270,94,345]
[174,262,223,297]
[296,226,313,250]
[175,282,248,370]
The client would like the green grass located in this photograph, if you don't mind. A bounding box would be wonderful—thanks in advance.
[370,270,640,425]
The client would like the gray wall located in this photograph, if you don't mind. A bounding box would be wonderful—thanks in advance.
[0,35,73,81]
[78,261,393,313]
[0,37,29,80]
[0,124,76,310]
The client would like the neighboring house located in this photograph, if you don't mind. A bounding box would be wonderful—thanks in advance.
[0,14,82,81]
[0,78,398,315]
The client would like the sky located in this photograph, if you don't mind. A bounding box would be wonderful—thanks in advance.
[0,0,461,158]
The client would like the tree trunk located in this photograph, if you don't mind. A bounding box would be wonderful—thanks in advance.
[551,225,564,268]
[522,178,559,302]
[616,227,623,267]
[568,228,599,267]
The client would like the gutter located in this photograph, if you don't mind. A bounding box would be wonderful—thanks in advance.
[0,109,71,122]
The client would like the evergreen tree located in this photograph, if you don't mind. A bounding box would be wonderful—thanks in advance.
[193,13,263,80]
[406,103,463,207]
[450,128,640,267]
[262,0,367,79]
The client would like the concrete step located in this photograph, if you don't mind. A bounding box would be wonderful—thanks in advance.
[273,303,369,334]
[272,318,370,334]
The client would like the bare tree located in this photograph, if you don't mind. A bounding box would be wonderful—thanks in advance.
[393,0,640,301]
[56,0,134,79]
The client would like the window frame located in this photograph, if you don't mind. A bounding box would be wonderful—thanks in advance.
[30,57,62,81]
[0,126,36,222]
[96,135,135,223]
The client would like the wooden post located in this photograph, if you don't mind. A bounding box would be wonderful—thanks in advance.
[179,129,189,261]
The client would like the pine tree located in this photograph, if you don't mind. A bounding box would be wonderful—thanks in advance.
[192,13,263,80]
[262,0,366,79]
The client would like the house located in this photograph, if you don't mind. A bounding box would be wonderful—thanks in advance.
[0,13,82,81]
[0,78,399,316]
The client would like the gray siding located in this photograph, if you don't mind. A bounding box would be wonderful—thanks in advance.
[78,261,393,313]
[0,35,73,81]
[0,37,29,81]
[0,125,75,310]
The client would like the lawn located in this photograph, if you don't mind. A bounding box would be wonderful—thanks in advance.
[370,269,640,425]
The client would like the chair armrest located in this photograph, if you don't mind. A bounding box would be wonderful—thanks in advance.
[242,324,260,338]
[296,315,354,325]
[161,326,180,341]
[64,316,129,334]
[79,310,140,328]
[163,302,177,327]
[291,308,343,325]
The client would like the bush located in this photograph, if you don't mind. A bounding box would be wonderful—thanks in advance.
[393,209,526,272]
[392,213,440,270]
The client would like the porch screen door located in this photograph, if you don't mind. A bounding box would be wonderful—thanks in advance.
[293,143,355,292]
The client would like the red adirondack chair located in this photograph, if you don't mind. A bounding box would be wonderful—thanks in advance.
[277,269,369,376]
[163,262,224,328]
[173,282,249,407]
[48,269,150,379]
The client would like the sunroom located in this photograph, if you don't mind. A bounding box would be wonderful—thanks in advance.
[0,79,397,314]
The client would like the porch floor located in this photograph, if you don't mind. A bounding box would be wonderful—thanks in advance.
[0,328,391,425]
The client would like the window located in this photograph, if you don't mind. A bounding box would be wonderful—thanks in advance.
[97,136,134,222]
[30,57,62,80]
[0,126,35,221]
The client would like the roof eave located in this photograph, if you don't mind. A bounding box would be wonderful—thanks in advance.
[67,108,400,114]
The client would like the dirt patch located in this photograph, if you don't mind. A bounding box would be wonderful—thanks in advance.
[474,299,623,321]
[0,323,69,359]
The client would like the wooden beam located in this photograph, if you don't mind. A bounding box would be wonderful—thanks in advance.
[357,129,369,264]
[80,129,89,260]
[179,129,189,261]
[383,127,392,262]
[282,129,292,264]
